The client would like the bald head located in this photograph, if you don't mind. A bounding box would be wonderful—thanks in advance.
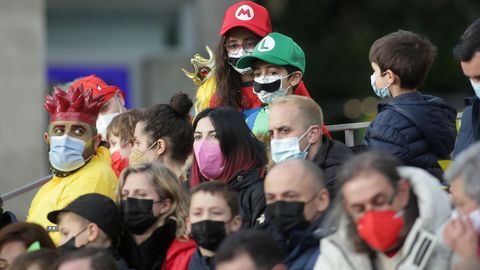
[265,160,329,222]
[267,160,325,190]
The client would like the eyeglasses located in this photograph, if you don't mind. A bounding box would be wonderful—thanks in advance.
[224,38,260,54]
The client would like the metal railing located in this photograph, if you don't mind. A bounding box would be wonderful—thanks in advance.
[326,112,463,147]
[0,112,464,205]
[0,175,52,207]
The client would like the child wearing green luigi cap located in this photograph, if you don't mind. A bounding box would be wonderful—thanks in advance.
[236,32,306,141]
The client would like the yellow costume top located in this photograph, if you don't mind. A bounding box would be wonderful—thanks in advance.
[27,146,118,244]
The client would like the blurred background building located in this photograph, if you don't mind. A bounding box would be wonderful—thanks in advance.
[0,0,479,219]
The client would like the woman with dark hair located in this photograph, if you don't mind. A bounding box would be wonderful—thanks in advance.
[129,92,193,180]
[190,107,268,228]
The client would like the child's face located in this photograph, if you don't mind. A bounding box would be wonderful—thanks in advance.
[188,191,240,235]
[108,134,132,158]
[58,212,89,247]
[253,60,301,92]
[370,62,390,89]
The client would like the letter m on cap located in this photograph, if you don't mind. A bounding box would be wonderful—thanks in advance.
[235,5,254,21]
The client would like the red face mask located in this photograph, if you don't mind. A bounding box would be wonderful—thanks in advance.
[111,151,129,177]
[356,210,404,252]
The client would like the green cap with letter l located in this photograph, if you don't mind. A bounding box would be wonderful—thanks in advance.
[236,32,305,73]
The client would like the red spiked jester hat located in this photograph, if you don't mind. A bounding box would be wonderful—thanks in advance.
[44,85,104,126]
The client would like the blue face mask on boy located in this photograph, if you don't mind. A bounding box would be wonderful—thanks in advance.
[49,135,88,172]
[370,73,392,98]
[470,79,480,98]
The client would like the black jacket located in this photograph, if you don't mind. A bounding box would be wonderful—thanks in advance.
[284,216,328,270]
[119,218,177,270]
[453,97,479,158]
[187,249,215,270]
[311,136,353,200]
[364,92,457,179]
[108,248,130,270]
[227,168,266,228]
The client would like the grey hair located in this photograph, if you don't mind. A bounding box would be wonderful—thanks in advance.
[445,142,480,204]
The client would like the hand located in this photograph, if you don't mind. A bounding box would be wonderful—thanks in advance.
[443,218,478,259]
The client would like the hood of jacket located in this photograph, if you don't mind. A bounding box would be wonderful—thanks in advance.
[319,166,451,269]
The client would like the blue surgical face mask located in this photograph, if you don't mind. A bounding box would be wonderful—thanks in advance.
[371,73,392,98]
[49,135,87,172]
[470,79,480,97]
[270,126,312,163]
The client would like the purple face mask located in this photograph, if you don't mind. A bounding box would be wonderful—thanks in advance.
[194,140,225,179]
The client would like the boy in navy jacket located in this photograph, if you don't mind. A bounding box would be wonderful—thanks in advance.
[364,30,457,180]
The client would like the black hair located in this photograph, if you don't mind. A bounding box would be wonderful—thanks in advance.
[369,30,437,89]
[216,230,284,270]
[453,18,480,61]
[141,92,193,162]
[190,107,267,185]
[214,36,243,109]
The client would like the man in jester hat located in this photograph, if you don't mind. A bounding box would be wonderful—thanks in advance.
[27,85,118,245]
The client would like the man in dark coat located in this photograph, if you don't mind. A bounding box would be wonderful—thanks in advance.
[269,95,352,199]
[452,18,480,158]
[264,160,331,270]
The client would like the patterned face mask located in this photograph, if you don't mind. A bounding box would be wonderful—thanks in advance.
[253,74,292,104]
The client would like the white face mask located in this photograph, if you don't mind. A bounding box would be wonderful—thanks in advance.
[470,78,480,98]
[253,74,292,104]
[370,73,392,98]
[270,126,312,163]
[228,50,252,74]
[451,208,480,233]
[96,112,120,140]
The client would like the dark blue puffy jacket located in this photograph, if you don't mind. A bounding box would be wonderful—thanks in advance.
[364,91,457,179]
[283,217,328,270]
[453,97,480,158]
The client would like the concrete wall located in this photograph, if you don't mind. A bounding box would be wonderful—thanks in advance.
[141,0,237,106]
[0,0,47,220]
[0,0,240,220]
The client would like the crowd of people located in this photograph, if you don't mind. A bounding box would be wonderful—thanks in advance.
[0,1,479,270]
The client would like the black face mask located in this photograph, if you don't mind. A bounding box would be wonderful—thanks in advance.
[121,197,159,235]
[266,201,310,237]
[189,220,227,251]
[58,227,87,254]
[253,79,281,93]
[58,236,78,254]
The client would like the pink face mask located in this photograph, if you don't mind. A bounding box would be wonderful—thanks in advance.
[194,140,225,179]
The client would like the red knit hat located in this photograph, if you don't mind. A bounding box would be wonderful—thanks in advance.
[71,74,122,105]
[219,1,272,37]
[45,85,104,126]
